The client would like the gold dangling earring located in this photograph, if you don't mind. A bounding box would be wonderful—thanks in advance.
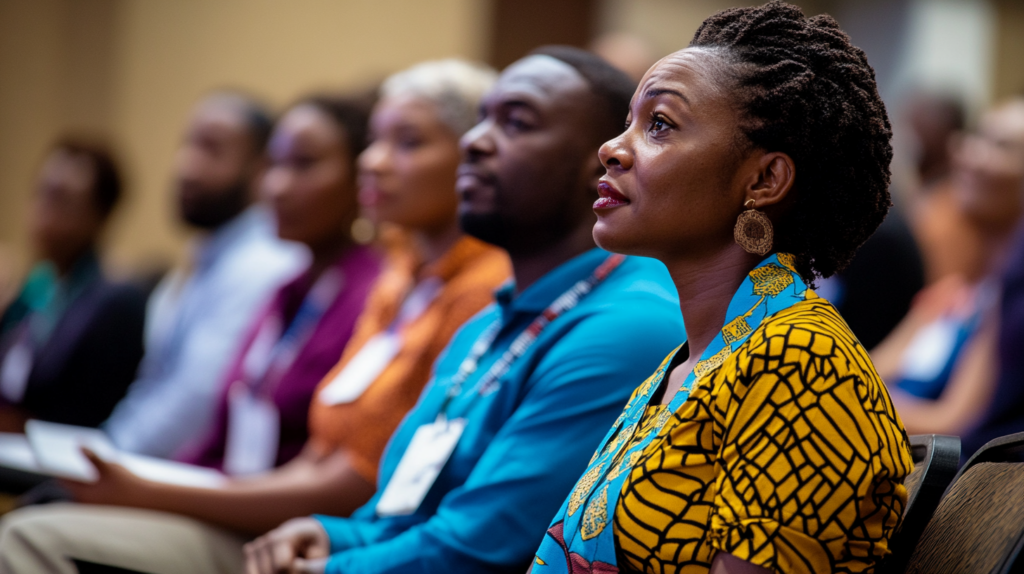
[734,199,773,256]
[350,216,376,245]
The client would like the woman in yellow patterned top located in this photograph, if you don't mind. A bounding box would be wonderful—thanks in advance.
[531,2,913,574]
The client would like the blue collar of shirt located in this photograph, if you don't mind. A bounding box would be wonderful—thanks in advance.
[494,248,610,322]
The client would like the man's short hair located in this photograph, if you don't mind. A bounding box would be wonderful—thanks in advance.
[203,90,274,154]
[528,45,638,144]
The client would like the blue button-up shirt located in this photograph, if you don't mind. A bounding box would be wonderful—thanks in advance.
[104,207,306,457]
[316,248,684,573]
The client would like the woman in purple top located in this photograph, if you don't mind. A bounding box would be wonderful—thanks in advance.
[176,94,382,473]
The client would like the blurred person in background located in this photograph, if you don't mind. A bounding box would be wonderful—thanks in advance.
[964,99,1024,457]
[0,140,146,431]
[874,98,1024,442]
[906,90,966,192]
[171,94,383,473]
[903,91,988,286]
[102,91,306,459]
[244,46,682,574]
[0,59,511,574]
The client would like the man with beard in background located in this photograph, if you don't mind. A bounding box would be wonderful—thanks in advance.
[103,92,305,459]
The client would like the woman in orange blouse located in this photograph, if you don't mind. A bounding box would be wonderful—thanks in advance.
[1,59,509,574]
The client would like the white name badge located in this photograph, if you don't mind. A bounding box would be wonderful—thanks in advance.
[0,343,33,403]
[318,333,401,405]
[901,317,959,381]
[223,384,280,476]
[375,417,466,517]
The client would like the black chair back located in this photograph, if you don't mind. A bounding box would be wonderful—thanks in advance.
[902,431,1024,574]
[878,434,961,574]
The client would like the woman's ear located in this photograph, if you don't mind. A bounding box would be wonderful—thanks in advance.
[747,151,795,208]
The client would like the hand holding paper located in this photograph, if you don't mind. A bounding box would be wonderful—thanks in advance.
[62,447,152,507]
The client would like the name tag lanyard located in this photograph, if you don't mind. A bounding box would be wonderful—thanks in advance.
[316,276,443,406]
[374,253,625,517]
[436,254,625,423]
[223,268,345,475]
[239,268,345,397]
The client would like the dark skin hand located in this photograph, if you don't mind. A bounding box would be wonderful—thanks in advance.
[63,446,375,536]
[458,55,607,293]
[596,48,796,573]
[0,406,29,433]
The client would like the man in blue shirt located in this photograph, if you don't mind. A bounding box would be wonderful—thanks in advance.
[104,92,305,457]
[246,46,684,574]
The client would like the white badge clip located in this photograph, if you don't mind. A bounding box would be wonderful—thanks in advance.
[223,382,280,476]
[318,333,401,405]
[375,416,466,516]
[0,343,33,403]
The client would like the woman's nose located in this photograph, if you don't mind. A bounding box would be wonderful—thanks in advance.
[599,135,632,170]
[261,168,291,200]
[358,141,388,173]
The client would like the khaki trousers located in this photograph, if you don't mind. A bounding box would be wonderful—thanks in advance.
[0,503,247,574]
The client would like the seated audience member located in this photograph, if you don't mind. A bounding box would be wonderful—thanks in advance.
[102,91,305,459]
[243,47,683,574]
[873,100,1024,410]
[905,90,966,193]
[532,4,912,573]
[876,98,1024,440]
[0,140,146,430]
[965,202,1024,458]
[174,94,383,473]
[903,92,985,286]
[0,59,511,574]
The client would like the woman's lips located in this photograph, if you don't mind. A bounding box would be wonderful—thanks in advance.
[594,181,629,210]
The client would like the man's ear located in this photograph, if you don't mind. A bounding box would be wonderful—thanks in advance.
[745,151,795,209]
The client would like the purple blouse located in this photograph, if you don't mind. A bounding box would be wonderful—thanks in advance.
[176,244,381,470]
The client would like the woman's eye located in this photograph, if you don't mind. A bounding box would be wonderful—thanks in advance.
[648,114,669,133]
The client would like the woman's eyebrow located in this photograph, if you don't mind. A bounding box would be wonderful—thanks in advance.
[644,88,689,105]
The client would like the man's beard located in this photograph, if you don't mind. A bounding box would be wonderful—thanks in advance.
[178,179,250,230]
[459,210,508,248]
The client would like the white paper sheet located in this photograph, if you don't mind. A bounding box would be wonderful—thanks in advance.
[23,420,227,488]
[0,432,42,473]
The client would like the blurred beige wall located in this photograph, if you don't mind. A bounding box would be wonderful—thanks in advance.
[0,0,491,281]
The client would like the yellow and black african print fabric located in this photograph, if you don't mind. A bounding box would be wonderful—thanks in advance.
[613,298,913,573]
[532,253,913,574]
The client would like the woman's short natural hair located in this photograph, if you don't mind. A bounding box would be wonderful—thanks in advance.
[381,59,497,136]
[692,0,893,284]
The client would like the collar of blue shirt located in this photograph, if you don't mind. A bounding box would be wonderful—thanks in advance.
[495,248,612,320]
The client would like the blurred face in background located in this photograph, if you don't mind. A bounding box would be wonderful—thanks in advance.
[358,95,462,235]
[30,149,105,270]
[262,104,357,250]
[952,100,1024,234]
[174,99,257,229]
